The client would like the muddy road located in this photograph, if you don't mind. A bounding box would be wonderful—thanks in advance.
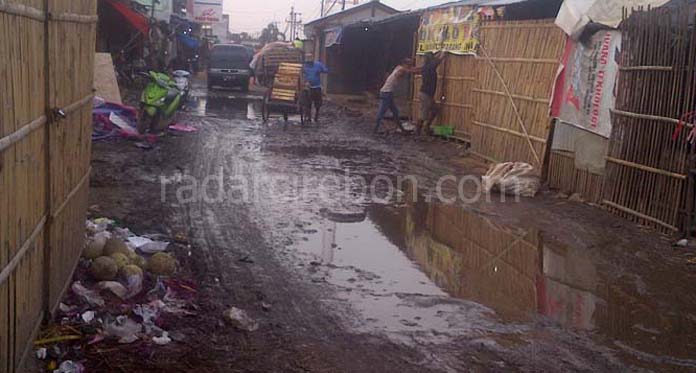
[90,83,696,372]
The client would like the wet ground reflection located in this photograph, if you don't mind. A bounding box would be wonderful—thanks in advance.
[296,191,696,369]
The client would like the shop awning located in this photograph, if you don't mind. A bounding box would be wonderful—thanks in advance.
[104,0,150,35]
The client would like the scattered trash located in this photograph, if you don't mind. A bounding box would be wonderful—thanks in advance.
[71,282,104,307]
[54,360,85,373]
[223,307,259,332]
[58,303,77,314]
[261,302,272,312]
[134,302,161,334]
[35,347,47,360]
[169,123,198,132]
[103,316,142,344]
[135,142,154,150]
[97,281,128,299]
[139,241,170,255]
[482,162,541,198]
[674,239,689,248]
[153,331,172,345]
[81,311,95,324]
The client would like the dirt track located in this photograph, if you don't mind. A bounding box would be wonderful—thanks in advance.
[88,83,696,372]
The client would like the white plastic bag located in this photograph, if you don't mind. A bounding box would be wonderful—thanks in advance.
[482,162,541,198]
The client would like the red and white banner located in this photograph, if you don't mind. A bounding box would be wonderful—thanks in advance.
[552,31,622,138]
[190,0,223,23]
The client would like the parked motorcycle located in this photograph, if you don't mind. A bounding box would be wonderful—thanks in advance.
[137,71,190,134]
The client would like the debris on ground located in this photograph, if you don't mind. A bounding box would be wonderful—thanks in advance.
[35,218,198,371]
[223,307,259,332]
[482,162,541,197]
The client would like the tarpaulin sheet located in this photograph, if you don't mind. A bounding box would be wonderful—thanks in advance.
[553,30,621,139]
[556,0,670,38]
[104,0,150,35]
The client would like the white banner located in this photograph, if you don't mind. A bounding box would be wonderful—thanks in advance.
[192,0,223,23]
[558,30,621,138]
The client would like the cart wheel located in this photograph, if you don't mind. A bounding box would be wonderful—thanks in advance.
[262,94,270,123]
[298,103,305,125]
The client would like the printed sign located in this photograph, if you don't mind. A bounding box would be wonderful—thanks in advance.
[556,31,622,138]
[192,0,223,23]
[417,5,479,55]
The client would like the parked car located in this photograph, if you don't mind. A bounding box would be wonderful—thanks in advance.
[207,44,253,91]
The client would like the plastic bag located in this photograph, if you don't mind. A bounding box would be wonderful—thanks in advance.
[482,162,541,198]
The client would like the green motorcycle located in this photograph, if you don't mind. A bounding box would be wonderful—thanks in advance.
[137,71,187,134]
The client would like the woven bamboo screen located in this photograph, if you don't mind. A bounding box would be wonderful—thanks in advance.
[603,6,695,234]
[472,20,565,170]
[0,1,96,371]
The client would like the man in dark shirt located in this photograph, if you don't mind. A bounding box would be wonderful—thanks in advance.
[418,51,446,135]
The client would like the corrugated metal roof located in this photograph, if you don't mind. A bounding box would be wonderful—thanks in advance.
[305,1,400,27]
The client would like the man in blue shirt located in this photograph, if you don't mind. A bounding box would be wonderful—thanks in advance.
[303,59,329,123]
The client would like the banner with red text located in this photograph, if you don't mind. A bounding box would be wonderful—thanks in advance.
[556,30,621,138]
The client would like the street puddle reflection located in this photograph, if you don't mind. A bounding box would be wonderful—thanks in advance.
[296,191,696,368]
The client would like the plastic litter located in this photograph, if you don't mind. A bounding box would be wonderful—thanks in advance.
[674,239,688,248]
[153,331,172,345]
[127,236,154,249]
[71,282,105,307]
[134,302,162,334]
[169,123,198,132]
[481,162,541,198]
[139,241,170,254]
[97,281,128,299]
[81,311,95,324]
[54,360,85,373]
[35,347,47,360]
[223,307,259,332]
[103,316,142,344]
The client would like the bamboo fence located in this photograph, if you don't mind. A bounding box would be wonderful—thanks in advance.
[472,20,566,170]
[0,1,97,371]
[411,20,565,172]
[603,6,694,233]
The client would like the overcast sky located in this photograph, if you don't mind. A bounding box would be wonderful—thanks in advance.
[223,0,450,34]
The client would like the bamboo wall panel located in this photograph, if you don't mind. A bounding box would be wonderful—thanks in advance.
[472,20,565,170]
[548,150,605,203]
[603,6,694,233]
[0,1,96,371]
[412,55,477,140]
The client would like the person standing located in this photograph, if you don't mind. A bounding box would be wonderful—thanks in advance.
[417,51,446,135]
[302,59,329,123]
[375,58,420,133]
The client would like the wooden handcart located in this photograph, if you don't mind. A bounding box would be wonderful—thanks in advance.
[261,62,310,124]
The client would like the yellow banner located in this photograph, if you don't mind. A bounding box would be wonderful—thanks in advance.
[417,6,480,55]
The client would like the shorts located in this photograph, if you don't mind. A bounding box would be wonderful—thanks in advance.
[310,87,323,107]
[419,92,435,121]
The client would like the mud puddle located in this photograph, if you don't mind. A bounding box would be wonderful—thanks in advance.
[290,195,696,370]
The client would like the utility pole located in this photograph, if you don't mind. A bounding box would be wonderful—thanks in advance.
[320,0,324,17]
[342,0,346,11]
[286,7,303,40]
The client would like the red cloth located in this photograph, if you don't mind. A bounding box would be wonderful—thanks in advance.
[104,0,150,35]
